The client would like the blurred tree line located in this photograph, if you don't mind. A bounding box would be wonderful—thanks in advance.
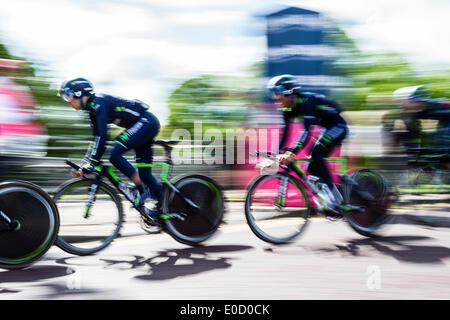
[0,43,91,159]
[2,18,450,160]
[324,20,450,111]
[163,69,264,137]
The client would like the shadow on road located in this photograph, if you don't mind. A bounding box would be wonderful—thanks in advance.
[0,265,68,284]
[317,235,450,264]
[0,265,92,297]
[98,245,253,281]
[394,213,450,228]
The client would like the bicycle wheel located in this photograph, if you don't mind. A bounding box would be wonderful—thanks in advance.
[407,165,450,194]
[53,178,123,255]
[345,169,394,237]
[245,173,311,244]
[408,167,434,187]
[162,174,225,246]
[0,181,59,270]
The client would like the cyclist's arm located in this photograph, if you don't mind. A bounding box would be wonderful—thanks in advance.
[287,116,314,155]
[288,96,332,155]
[279,113,292,153]
[87,106,109,166]
[431,109,450,121]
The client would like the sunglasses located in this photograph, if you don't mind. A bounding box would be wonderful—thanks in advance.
[60,87,76,102]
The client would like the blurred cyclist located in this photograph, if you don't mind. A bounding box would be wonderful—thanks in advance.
[59,78,162,225]
[266,75,350,211]
[392,85,450,158]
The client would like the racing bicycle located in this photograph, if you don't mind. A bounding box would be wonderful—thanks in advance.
[402,147,450,193]
[245,151,395,244]
[0,180,60,269]
[52,140,225,256]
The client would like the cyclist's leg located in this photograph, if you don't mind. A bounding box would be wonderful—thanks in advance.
[109,142,137,185]
[109,112,160,203]
[135,143,163,203]
[308,123,348,190]
[134,112,162,202]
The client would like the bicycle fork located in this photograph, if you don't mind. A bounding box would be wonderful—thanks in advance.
[275,177,288,209]
[85,179,100,219]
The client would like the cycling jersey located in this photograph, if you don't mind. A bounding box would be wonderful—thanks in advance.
[278,91,348,191]
[412,99,450,153]
[83,92,162,200]
[413,99,450,123]
[279,92,347,153]
[84,93,150,164]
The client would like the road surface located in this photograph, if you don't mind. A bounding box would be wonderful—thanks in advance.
[0,201,449,300]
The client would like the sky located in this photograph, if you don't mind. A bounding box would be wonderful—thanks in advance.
[0,0,449,124]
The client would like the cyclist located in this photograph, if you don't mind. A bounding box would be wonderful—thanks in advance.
[266,74,349,211]
[392,85,450,159]
[58,78,162,225]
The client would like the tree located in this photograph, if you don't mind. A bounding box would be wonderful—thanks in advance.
[165,69,264,136]
[324,21,450,111]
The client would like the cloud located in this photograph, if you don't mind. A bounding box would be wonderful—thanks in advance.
[291,0,450,65]
[136,0,260,9]
[1,0,448,125]
[166,10,248,26]
[0,1,160,63]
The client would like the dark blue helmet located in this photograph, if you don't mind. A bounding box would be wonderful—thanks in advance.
[59,77,94,102]
[266,74,300,98]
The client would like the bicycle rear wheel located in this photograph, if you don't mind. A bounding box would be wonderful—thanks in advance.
[162,174,225,246]
[345,169,394,237]
[0,181,59,270]
[53,178,123,255]
[245,173,311,244]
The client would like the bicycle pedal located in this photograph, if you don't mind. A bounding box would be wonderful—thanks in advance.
[325,215,343,222]
[139,208,163,227]
[324,209,344,221]
[139,215,163,233]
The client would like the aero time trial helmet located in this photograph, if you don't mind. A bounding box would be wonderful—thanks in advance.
[59,78,94,102]
[266,74,300,98]
[393,85,430,103]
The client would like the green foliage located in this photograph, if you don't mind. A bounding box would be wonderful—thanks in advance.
[165,72,263,136]
[324,21,450,111]
[1,42,91,158]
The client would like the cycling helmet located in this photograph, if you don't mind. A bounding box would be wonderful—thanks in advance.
[393,85,430,103]
[59,77,94,102]
[267,74,300,98]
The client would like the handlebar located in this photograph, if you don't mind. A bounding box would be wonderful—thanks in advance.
[65,160,81,171]
[250,151,278,159]
[250,151,294,171]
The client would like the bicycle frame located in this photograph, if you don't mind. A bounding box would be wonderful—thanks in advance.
[289,156,348,180]
[104,163,199,210]
[65,156,199,220]
[254,151,353,211]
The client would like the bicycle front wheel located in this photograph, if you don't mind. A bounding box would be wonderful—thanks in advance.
[0,181,59,270]
[53,178,123,255]
[162,174,225,246]
[245,173,312,244]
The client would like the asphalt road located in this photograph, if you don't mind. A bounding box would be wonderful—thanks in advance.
[0,202,449,300]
